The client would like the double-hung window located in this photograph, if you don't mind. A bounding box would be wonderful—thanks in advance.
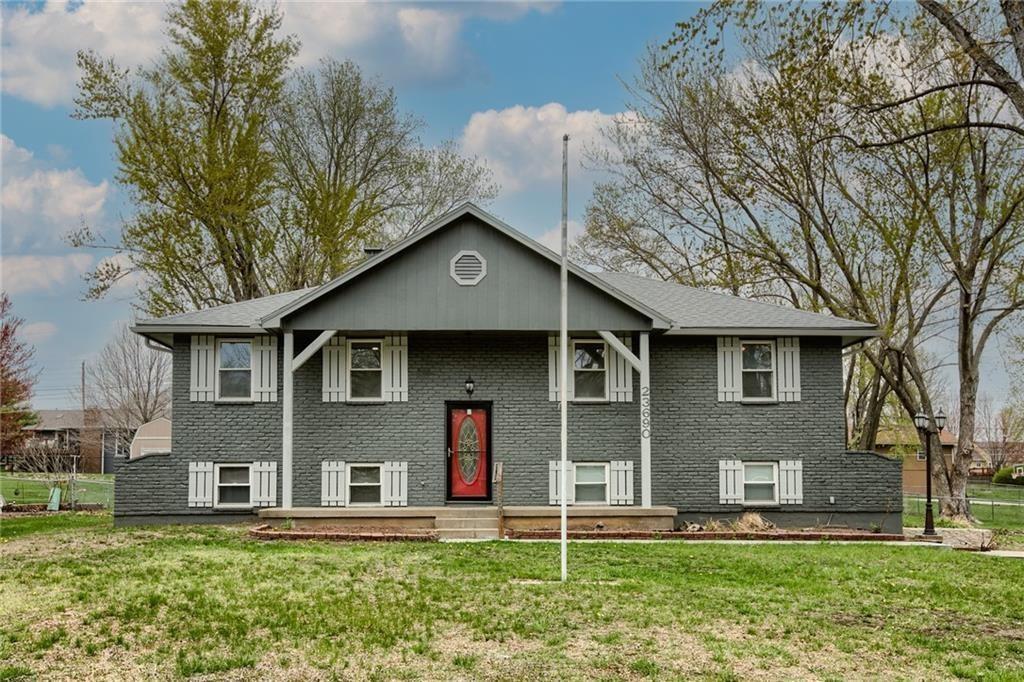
[740,340,775,401]
[216,339,253,401]
[742,462,778,505]
[347,464,382,505]
[214,463,252,508]
[347,340,383,401]
[573,340,607,401]
[574,462,609,504]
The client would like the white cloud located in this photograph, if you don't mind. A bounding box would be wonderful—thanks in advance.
[0,1,165,107]
[536,219,585,253]
[1,134,109,249]
[96,253,146,294]
[20,321,57,344]
[460,103,620,192]
[1,253,92,295]
[1,1,550,108]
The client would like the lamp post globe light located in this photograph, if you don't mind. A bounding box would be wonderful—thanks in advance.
[913,409,945,537]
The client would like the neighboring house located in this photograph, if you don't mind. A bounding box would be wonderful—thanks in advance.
[130,418,172,459]
[975,440,1024,475]
[874,427,956,494]
[22,409,129,474]
[121,204,902,534]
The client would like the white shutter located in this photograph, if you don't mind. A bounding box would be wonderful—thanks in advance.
[549,460,575,505]
[321,461,346,506]
[382,335,408,402]
[252,336,278,402]
[608,335,633,402]
[382,461,408,506]
[717,337,742,402]
[779,460,803,504]
[719,459,743,504]
[188,461,214,508]
[610,460,634,505]
[189,335,216,402]
[252,461,278,507]
[321,336,346,402]
[777,338,801,402]
[548,336,574,402]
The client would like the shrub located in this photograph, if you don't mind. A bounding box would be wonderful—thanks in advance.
[992,467,1024,486]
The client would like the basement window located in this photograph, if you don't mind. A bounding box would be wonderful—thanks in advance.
[742,462,778,506]
[574,462,609,504]
[214,464,252,509]
[347,464,382,505]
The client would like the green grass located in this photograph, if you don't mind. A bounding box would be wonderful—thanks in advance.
[0,473,114,507]
[968,482,1024,504]
[0,512,111,540]
[1,514,1022,679]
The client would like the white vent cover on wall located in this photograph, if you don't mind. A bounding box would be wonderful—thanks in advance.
[449,250,487,286]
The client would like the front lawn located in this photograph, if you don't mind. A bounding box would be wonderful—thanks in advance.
[2,514,1022,680]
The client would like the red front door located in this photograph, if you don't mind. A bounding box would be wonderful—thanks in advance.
[448,406,490,500]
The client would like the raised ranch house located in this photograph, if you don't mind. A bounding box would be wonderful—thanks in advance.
[121,204,902,536]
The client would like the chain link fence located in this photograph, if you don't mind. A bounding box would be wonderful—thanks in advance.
[904,492,1024,526]
[0,473,114,509]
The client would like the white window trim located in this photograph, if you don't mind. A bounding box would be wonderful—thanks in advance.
[740,339,777,403]
[346,338,384,402]
[346,463,383,506]
[742,461,779,507]
[213,462,253,509]
[573,462,610,505]
[214,338,254,402]
[915,451,927,461]
[572,339,609,402]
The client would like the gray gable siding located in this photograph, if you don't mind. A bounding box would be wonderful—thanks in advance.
[283,216,652,332]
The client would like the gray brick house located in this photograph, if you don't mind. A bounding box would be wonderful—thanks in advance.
[122,204,902,535]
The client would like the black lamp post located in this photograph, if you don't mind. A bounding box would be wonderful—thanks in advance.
[913,408,946,536]
[464,376,475,397]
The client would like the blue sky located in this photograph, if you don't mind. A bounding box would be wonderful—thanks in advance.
[0,1,1013,413]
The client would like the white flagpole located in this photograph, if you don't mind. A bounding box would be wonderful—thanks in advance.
[560,133,569,582]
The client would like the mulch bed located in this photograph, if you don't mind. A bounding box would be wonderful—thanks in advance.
[249,524,439,542]
[1,503,106,513]
[506,529,906,541]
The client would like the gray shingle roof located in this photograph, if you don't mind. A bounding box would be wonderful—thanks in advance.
[595,272,874,331]
[135,288,315,328]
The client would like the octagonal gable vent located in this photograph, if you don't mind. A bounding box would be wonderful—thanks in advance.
[450,250,487,286]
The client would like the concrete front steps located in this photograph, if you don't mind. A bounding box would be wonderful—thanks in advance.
[434,506,499,540]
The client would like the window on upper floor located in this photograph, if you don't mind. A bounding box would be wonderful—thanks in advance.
[347,340,383,401]
[216,339,252,401]
[740,340,775,401]
[573,340,607,401]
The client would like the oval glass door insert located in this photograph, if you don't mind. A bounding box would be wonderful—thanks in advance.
[457,417,481,484]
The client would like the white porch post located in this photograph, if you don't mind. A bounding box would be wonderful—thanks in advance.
[639,332,651,508]
[597,330,652,508]
[282,331,294,509]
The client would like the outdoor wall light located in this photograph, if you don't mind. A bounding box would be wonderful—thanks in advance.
[464,376,475,397]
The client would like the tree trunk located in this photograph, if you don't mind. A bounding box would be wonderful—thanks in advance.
[856,368,887,451]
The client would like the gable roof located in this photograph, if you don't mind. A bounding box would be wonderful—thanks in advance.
[130,202,877,344]
[257,203,670,329]
[595,272,877,345]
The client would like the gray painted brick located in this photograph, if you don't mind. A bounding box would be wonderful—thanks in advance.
[116,333,901,527]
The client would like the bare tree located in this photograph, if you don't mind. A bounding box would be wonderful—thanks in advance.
[85,325,171,450]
